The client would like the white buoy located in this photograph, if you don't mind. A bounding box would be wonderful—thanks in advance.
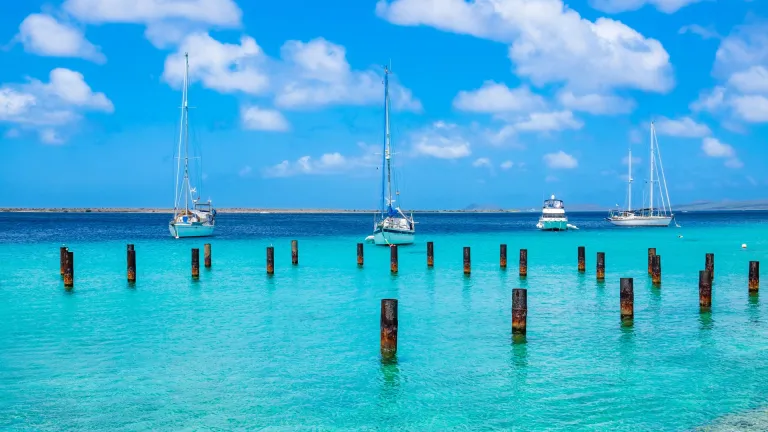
[742,243,747,249]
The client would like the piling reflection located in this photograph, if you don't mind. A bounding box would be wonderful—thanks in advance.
[748,293,760,324]
[378,360,401,407]
[698,310,714,331]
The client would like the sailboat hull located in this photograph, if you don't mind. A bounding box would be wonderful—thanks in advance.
[169,222,215,238]
[607,216,672,227]
[373,229,415,245]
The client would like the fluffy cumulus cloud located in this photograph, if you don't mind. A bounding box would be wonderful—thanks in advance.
[62,0,242,26]
[17,13,105,63]
[264,143,379,177]
[701,137,742,168]
[453,82,545,113]
[240,106,289,132]
[557,91,635,115]
[654,116,711,138]
[543,150,578,169]
[411,121,472,159]
[589,0,702,14]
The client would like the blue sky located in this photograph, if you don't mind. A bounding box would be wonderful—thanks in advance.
[1,0,767,209]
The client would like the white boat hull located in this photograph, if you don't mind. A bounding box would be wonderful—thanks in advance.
[537,219,569,231]
[608,216,672,227]
[373,229,415,245]
[169,222,215,238]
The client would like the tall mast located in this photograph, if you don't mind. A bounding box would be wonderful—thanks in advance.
[183,52,190,213]
[384,65,393,212]
[173,54,187,215]
[627,148,632,212]
[649,121,654,215]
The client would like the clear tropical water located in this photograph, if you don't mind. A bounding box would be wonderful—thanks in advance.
[1,211,768,431]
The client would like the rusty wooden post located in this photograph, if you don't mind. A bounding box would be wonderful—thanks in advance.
[620,278,633,323]
[699,270,712,310]
[749,261,759,293]
[59,246,68,276]
[191,248,200,279]
[390,245,398,274]
[519,249,528,278]
[705,253,714,282]
[63,251,74,288]
[463,247,471,275]
[127,247,136,283]
[652,255,661,286]
[266,246,274,275]
[648,248,656,275]
[380,299,398,360]
[578,246,585,273]
[291,240,298,266]
[357,243,364,267]
[512,288,527,336]
[500,244,507,269]
[427,241,434,268]
[204,243,211,268]
[596,252,605,281]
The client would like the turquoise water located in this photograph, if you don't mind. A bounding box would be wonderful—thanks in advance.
[2,212,768,431]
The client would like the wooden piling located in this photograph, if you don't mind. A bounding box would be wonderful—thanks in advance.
[204,243,211,268]
[596,252,605,281]
[291,240,298,266]
[699,270,712,309]
[266,246,274,275]
[749,261,759,293]
[127,244,134,251]
[390,245,398,274]
[500,244,507,269]
[578,246,585,273]
[648,248,656,275]
[380,299,398,360]
[652,255,661,286]
[63,251,74,288]
[59,246,68,276]
[127,247,136,283]
[463,247,471,275]
[512,288,527,336]
[357,243,364,267]
[192,248,200,279]
[519,249,528,278]
[705,253,714,282]
[620,278,633,323]
[427,241,434,268]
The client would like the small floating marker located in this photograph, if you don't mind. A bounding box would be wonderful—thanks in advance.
[204,243,211,268]
[59,245,68,277]
[742,243,747,249]
[749,261,759,293]
[63,251,74,289]
[127,246,136,283]
[191,248,200,279]
[266,246,274,275]
[648,248,656,276]
[390,245,398,274]
[291,240,298,266]
[577,246,585,273]
[463,247,471,275]
[512,288,527,336]
[380,299,398,360]
[705,253,714,282]
[652,255,662,286]
[357,243,364,267]
[519,249,528,278]
[620,278,633,324]
[427,241,434,268]
[699,270,712,310]
[596,252,605,281]
[500,244,507,269]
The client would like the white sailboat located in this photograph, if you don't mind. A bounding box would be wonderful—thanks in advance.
[607,121,673,227]
[169,53,216,238]
[370,65,415,246]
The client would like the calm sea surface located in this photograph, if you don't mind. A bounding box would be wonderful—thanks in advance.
[2,212,768,431]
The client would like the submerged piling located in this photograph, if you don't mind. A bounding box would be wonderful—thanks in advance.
[648,248,656,275]
[519,249,528,278]
[291,240,298,266]
[380,299,398,360]
[705,253,714,282]
[59,246,68,276]
[578,246,585,273]
[192,248,200,279]
[64,251,74,288]
[127,247,136,283]
[204,243,211,268]
[512,288,527,336]
[266,246,274,275]
[427,241,434,268]
[500,244,507,269]
[463,247,471,275]
[749,261,759,293]
[699,270,712,310]
[620,278,633,323]
[596,252,605,281]
[390,245,398,274]
[357,243,364,267]
[652,255,662,286]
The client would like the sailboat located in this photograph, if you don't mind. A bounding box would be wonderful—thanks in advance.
[169,53,216,238]
[370,65,415,246]
[607,121,673,227]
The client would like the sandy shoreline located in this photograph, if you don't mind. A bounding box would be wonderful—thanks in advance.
[0,208,530,214]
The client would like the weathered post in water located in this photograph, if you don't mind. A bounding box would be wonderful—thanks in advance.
[191,248,200,279]
[64,251,74,288]
[463,247,471,275]
[204,243,211,268]
[357,243,364,267]
[749,261,759,293]
[648,248,656,275]
[578,246,585,273]
[59,246,68,276]
[266,246,274,275]
[519,249,528,278]
[291,240,298,266]
[620,278,633,323]
[390,245,398,274]
[652,255,661,286]
[699,270,712,310]
[380,299,398,360]
[705,253,714,282]
[596,252,605,281]
[500,244,508,269]
[427,241,434,268]
[512,288,527,336]
[127,247,136,283]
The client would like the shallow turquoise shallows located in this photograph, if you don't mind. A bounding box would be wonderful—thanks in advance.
[2,212,768,431]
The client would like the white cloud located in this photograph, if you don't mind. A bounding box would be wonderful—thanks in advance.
[264,143,378,177]
[654,116,711,137]
[238,165,252,177]
[590,0,702,14]
[39,128,64,145]
[62,0,242,27]
[472,157,491,167]
[730,95,768,123]
[43,68,114,111]
[679,24,720,40]
[702,137,742,168]
[241,106,289,131]
[543,150,578,169]
[714,24,768,78]
[557,91,635,115]
[728,66,768,94]
[690,86,726,113]
[453,81,545,113]
[411,121,472,159]
[17,14,105,63]
[500,160,514,169]
[377,0,673,93]
[513,111,583,132]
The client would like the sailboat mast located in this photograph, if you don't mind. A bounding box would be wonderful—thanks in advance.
[649,121,655,215]
[384,65,393,212]
[627,148,632,212]
[183,53,190,214]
